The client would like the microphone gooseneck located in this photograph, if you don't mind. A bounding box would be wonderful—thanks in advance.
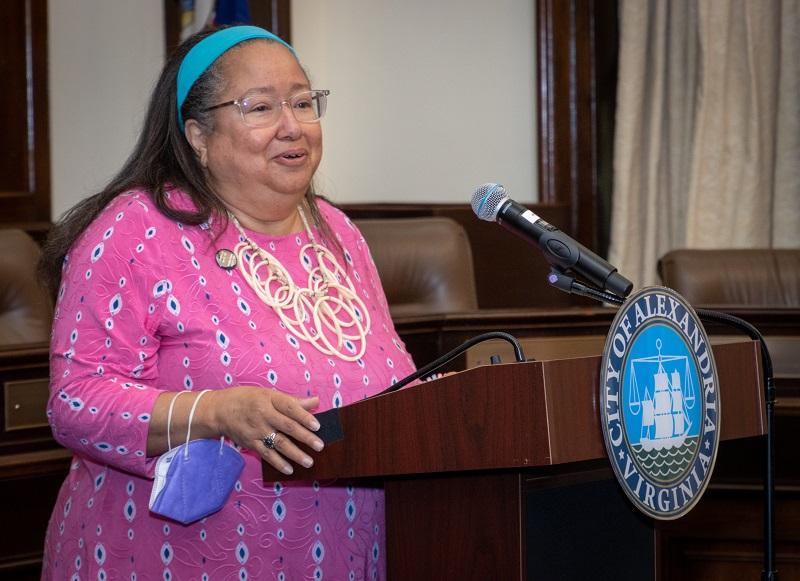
[471,183,633,298]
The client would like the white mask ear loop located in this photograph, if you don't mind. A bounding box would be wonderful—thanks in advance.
[183,389,212,458]
[165,391,191,451]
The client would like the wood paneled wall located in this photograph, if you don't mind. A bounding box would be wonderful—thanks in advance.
[0,0,50,233]
[536,0,618,254]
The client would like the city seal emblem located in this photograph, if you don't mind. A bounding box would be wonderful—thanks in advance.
[600,286,720,519]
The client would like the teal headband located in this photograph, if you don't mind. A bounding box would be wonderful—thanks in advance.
[176,25,295,130]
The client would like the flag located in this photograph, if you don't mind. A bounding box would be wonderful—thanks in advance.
[179,0,196,41]
[213,0,252,26]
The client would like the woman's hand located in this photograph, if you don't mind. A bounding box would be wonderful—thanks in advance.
[147,387,325,474]
[203,387,324,475]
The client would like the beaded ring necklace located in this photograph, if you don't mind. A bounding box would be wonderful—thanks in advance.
[228,205,370,361]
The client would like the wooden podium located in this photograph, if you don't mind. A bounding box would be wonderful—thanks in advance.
[266,340,765,580]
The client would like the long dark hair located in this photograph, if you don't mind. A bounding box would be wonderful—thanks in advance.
[39,28,337,299]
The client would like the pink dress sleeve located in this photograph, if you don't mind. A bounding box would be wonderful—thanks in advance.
[47,193,168,477]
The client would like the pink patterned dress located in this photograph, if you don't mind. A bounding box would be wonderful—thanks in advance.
[42,189,416,580]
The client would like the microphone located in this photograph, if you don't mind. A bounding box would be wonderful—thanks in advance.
[471,183,633,297]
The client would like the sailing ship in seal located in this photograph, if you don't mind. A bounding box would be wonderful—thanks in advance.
[626,338,699,480]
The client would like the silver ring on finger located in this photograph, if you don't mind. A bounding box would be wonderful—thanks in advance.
[262,432,280,450]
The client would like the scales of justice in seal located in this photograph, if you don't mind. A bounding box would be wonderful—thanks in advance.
[627,337,698,453]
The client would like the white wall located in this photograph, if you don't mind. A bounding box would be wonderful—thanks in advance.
[49,1,164,219]
[49,1,537,216]
[292,0,537,205]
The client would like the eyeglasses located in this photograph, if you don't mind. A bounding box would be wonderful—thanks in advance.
[203,89,330,128]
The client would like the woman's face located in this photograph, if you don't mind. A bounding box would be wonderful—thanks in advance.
[191,41,323,227]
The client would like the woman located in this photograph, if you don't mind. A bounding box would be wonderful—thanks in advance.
[39,26,415,580]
